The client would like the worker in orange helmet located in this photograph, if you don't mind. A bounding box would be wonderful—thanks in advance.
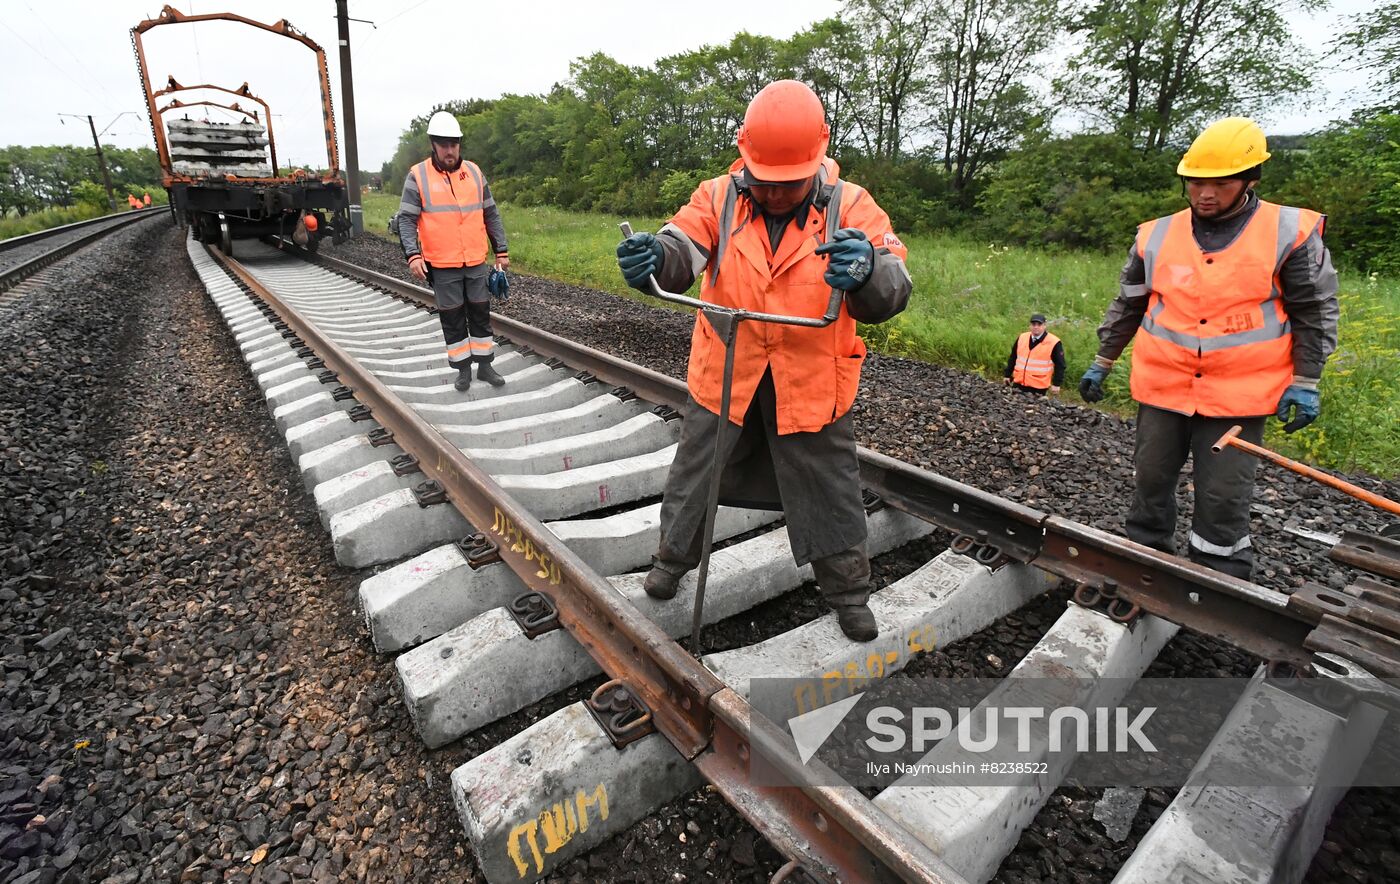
[616,80,913,641]
[1079,118,1339,580]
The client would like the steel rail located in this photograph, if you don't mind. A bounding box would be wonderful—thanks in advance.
[0,208,165,293]
[276,242,1337,670]
[211,244,965,884]
[0,206,164,254]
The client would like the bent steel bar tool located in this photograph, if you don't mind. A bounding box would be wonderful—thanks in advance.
[620,221,845,657]
[1213,425,1400,516]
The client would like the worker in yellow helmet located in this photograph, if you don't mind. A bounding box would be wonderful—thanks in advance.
[1079,117,1339,580]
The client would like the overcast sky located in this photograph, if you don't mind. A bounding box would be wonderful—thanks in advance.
[0,0,1376,171]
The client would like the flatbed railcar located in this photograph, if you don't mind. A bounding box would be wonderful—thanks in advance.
[131,5,350,254]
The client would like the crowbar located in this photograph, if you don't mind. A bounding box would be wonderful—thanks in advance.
[1212,425,1400,516]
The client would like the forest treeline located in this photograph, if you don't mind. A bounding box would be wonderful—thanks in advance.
[382,0,1399,272]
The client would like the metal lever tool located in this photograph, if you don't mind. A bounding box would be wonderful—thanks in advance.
[619,221,844,657]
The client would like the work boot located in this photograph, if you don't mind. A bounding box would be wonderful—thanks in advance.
[643,559,691,600]
[477,361,506,387]
[834,604,879,642]
[453,366,472,392]
[812,543,879,642]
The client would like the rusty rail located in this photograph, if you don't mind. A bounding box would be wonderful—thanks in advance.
[0,208,164,292]
[273,242,1365,672]
[211,243,965,884]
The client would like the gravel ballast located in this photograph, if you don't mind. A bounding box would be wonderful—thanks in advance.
[1,224,1393,883]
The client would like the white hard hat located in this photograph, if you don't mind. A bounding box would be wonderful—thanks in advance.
[426,111,462,139]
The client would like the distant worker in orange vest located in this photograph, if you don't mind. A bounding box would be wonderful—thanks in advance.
[1003,313,1064,395]
[127,194,140,210]
[1079,118,1339,580]
[143,192,152,207]
[396,111,510,391]
[616,80,913,641]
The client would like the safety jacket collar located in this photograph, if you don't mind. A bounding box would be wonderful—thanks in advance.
[429,155,463,175]
[719,157,842,283]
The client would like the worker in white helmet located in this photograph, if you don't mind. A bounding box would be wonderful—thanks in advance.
[396,110,511,390]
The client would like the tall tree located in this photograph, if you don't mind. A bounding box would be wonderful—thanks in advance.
[838,0,941,159]
[784,19,870,157]
[1332,1,1400,112]
[1058,0,1316,150]
[929,0,1059,198]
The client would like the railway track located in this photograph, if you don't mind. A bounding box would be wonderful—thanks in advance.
[0,207,166,297]
[183,232,1399,883]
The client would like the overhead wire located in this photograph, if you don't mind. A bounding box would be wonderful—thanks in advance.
[23,3,123,109]
[0,18,112,111]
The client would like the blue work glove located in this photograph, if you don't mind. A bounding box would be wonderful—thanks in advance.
[1276,381,1321,433]
[617,232,663,291]
[815,228,874,291]
[1078,357,1114,403]
[487,268,509,301]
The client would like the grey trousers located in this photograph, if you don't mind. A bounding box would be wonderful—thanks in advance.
[428,264,495,365]
[1126,404,1265,580]
[656,372,870,604]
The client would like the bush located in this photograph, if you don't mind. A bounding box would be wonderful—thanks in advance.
[1271,114,1400,274]
[72,181,110,211]
[977,133,1181,250]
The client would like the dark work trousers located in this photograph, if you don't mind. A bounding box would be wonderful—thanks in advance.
[1126,404,1266,580]
[1010,383,1048,396]
[427,264,495,367]
[656,371,871,606]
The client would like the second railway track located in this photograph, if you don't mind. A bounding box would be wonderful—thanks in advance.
[180,231,1398,883]
[0,207,165,296]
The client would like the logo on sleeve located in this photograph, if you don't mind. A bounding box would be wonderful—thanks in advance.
[882,232,903,248]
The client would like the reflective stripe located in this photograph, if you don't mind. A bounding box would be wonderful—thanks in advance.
[446,338,473,360]
[420,200,487,214]
[1140,208,1293,353]
[415,161,433,210]
[825,179,845,241]
[469,335,495,353]
[1120,282,1148,299]
[1141,214,1172,296]
[464,161,483,197]
[415,160,487,213]
[709,176,740,287]
[1189,531,1252,556]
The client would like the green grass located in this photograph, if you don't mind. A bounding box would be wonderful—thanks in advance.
[1,204,111,239]
[360,193,1400,477]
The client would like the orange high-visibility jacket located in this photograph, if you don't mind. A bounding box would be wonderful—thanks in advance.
[1129,201,1323,417]
[667,158,908,434]
[1012,331,1061,389]
[408,159,490,267]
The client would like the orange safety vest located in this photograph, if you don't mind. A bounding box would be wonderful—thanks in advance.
[1129,201,1322,417]
[668,158,908,434]
[409,158,490,267]
[1012,331,1060,389]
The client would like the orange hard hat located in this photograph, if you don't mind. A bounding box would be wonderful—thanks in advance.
[735,80,830,183]
[302,213,319,232]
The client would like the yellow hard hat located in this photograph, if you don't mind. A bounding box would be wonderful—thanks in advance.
[1177,117,1271,178]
